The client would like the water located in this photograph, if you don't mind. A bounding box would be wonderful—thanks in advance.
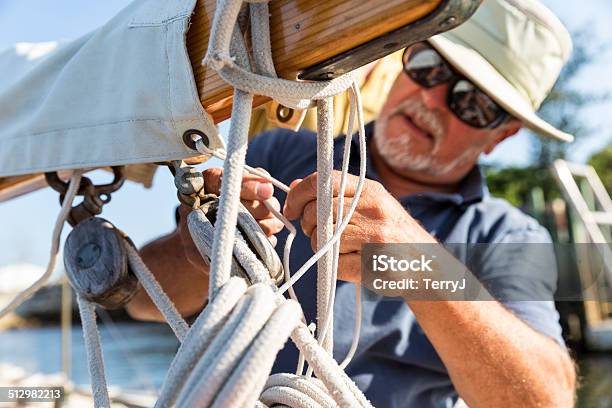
[0,323,179,392]
[1,324,611,405]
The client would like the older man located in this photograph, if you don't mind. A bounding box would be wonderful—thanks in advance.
[128,0,576,406]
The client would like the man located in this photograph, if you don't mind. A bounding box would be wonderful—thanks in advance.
[127,0,576,406]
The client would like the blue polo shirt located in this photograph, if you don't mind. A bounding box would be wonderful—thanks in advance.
[245,124,564,408]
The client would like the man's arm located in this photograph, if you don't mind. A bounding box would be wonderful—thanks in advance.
[284,171,576,407]
[409,299,575,407]
[125,206,209,321]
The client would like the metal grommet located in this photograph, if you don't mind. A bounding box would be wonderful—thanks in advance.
[183,129,210,151]
[276,105,294,123]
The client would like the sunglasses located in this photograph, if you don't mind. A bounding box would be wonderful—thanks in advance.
[402,43,509,129]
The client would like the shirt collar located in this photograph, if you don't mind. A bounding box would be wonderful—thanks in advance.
[335,122,487,208]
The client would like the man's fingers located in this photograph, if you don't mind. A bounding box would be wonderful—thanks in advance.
[268,235,278,248]
[284,172,360,220]
[243,167,273,200]
[240,179,273,201]
[299,197,364,239]
[258,217,285,236]
[202,167,223,195]
[242,197,281,220]
[202,167,274,200]
[306,228,362,283]
[289,179,302,189]
[300,201,317,238]
[337,253,361,283]
[336,224,367,253]
[305,222,367,255]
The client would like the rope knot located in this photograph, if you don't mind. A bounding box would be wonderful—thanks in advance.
[203,51,235,71]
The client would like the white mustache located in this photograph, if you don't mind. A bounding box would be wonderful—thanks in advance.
[390,98,445,151]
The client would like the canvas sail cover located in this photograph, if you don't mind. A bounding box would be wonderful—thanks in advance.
[0,0,221,177]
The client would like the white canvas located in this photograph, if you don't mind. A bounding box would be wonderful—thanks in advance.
[0,0,221,177]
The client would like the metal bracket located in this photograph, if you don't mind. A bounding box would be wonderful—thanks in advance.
[45,166,125,226]
[299,0,480,81]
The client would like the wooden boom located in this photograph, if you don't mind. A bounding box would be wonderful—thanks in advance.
[189,0,444,122]
[0,0,480,201]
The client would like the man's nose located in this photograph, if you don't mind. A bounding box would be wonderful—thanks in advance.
[419,83,448,112]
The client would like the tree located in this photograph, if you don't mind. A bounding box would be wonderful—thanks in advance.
[588,144,612,193]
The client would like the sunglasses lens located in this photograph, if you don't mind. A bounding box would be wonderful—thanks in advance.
[404,47,454,88]
[449,80,507,128]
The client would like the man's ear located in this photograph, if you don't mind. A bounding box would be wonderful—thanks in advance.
[483,119,522,154]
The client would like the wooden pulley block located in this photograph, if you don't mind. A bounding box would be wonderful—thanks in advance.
[63,217,139,309]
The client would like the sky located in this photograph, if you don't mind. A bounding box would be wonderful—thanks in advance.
[0,0,611,269]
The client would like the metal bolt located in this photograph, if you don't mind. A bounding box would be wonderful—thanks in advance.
[440,16,457,28]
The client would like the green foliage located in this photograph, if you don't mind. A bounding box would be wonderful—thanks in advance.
[588,144,612,193]
[485,166,560,208]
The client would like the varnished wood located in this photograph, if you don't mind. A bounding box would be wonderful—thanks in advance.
[0,170,76,202]
[188,0,442,123]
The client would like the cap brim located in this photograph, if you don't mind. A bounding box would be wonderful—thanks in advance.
[428,35,574,142]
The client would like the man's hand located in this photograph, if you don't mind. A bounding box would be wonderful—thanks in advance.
[127,166,284,321]
[201,167,284,245]
[283,171,435,282]
[178,166,285,268]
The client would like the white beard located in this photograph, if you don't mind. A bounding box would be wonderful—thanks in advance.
[374,99,481,177]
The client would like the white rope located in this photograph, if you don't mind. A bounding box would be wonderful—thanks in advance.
[176,284,281,407]
[277,107,367,296]
[316,97,335,354]
[195,139,300,302]
[125,243,190,341]
[318,83,366,370]
[203,0,369,387]
[0,171,83,319]
[260,374,336,408]
[156,277,249,407]
[204,0,354,108]
[208,88,253,297]
[290,323,372,408]
[195,137,290,193]
[187,206,277,285]
[77,295,111,408]
[340,285,362,370]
